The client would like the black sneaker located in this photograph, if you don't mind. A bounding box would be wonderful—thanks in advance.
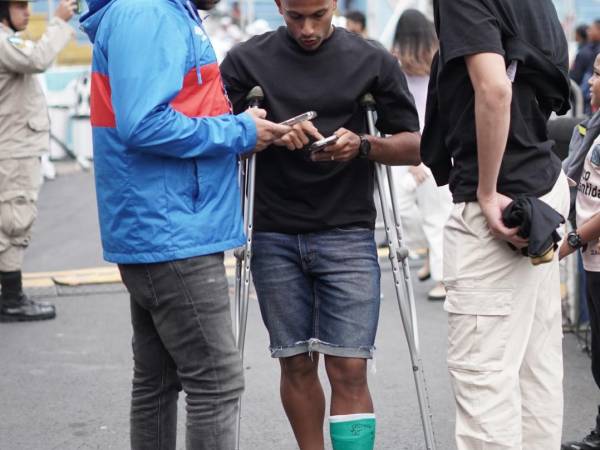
[0,294,56,322]
[562,430,600,450]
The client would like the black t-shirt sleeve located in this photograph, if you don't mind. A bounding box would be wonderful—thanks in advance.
[220,48,253,114]
[439,0,504,64]
[373,52,419,134]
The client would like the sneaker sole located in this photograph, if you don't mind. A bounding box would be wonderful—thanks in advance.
[0,312,56,322]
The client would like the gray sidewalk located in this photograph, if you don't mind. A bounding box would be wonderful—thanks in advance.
[0,167,596,449]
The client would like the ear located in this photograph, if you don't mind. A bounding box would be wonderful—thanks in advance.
[274,0,282,15]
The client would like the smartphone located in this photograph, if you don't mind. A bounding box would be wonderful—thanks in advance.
[279,111,317,127]
[309,135,338,153]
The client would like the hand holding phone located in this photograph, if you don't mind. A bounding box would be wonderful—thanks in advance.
[55,0,77,21]
[309,135,339,153]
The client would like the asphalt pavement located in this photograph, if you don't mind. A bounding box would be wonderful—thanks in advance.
[0,165,596,450]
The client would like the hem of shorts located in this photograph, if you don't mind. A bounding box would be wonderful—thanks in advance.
[270,342,374,359]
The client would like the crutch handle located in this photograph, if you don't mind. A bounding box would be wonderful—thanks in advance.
[359,93,376,111]
[246,86,264,109]
[397,247,410,261]
[233,247,245,260]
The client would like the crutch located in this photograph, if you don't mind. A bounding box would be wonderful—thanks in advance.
[360,93,437,450]
[233,86,263,450]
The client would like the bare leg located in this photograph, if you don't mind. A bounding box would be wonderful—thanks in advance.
[325,356,373,415]
[280,353,326,450]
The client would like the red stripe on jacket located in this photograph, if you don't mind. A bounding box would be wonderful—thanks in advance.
[90,73,116,128]
[171,63,232,118]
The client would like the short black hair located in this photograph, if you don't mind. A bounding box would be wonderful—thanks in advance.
[575,24,588,40]
[345,10,366,30]
[0,3,10,25]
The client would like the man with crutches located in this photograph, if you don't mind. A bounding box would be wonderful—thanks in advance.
[422,1,571,448]
[221,1,421,448]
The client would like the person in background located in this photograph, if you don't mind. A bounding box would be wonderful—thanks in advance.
[391,9,452,301]
[561,52,600,450]
[576,23,589,49]
[345,9,366,38]
[0,0,76,322]
[571,19,600,115]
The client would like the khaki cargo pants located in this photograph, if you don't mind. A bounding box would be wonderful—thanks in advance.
[443,172,570,450]
[0,158,41,272]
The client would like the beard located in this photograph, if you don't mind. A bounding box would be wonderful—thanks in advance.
[191,0,220,10]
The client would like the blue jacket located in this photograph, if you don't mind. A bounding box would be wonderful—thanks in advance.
[81,0,256,263]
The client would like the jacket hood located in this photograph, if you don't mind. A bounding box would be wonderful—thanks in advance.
[80,0,191,43]
[79,0,116,43]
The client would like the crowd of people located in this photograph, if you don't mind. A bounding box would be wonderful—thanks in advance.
[1,0,600,449]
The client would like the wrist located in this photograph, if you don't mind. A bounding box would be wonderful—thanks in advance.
[566,230,587,251]
[357,134,371,159]
[477,189,496,202]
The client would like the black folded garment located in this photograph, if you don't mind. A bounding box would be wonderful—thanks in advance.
[502,196,565,265]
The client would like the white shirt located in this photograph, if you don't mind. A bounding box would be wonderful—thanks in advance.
[576,135,600,271]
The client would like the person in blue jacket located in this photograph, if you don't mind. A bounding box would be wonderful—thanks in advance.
[80,1,290,449]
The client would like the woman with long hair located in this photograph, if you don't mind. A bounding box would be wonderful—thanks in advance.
[391,9,452,301]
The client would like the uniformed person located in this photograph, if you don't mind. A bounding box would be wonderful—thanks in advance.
[0,0,76,322]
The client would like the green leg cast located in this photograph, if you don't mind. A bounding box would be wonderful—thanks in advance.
[329,414,376,450]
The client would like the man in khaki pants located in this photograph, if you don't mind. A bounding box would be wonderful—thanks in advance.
[0,0,76,321]
[422,0,572,448]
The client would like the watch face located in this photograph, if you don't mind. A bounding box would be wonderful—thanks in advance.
[568,233,581,249]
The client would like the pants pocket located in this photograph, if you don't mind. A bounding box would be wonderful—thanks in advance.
[0,195,37,245]
[445,287,513,372]
[118,264,160,310]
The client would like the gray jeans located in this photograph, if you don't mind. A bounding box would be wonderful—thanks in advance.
[119,253,244,450]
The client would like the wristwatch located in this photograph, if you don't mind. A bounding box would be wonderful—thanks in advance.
[357,134,371,159]
[566,230,585,250]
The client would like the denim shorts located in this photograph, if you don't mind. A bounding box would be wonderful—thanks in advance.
[251,227,381,359]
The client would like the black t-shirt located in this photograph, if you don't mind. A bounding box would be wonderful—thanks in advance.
[221,27,419,233]
[434,0,568,203]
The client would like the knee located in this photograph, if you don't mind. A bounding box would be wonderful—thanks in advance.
[325,357,368,392]
[132,365,181,401]
[0,195,37,244]
[280,354,318,385]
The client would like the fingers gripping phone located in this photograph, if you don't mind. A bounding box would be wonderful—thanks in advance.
[309,135,338,153]
[279,111,317,126]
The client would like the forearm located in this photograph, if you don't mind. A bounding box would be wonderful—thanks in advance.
[463,53,513,198]
[26,18,73,72]
[123,111,256,159]
[579,213,600,244]
[367,131,421,166]
[560,212,600,260]
[475,87,512,197]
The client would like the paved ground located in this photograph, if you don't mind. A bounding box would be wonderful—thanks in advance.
[0,166,596,449]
